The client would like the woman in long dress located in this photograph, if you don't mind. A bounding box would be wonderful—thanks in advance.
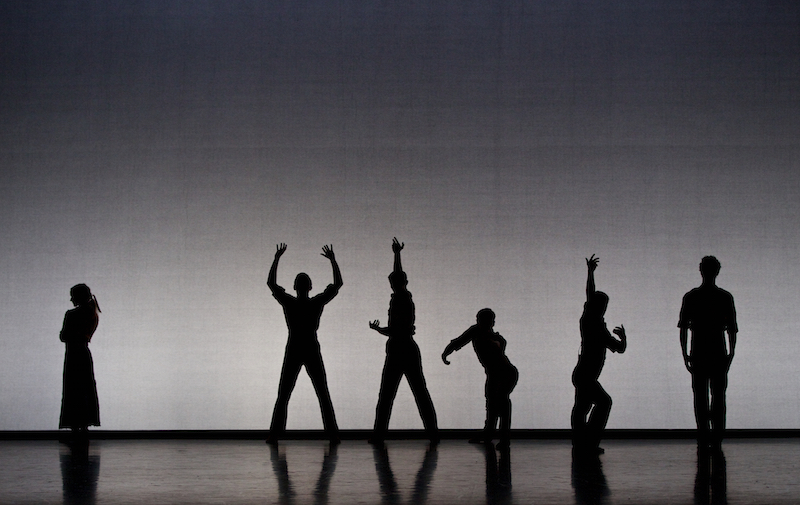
[59,284,101,439]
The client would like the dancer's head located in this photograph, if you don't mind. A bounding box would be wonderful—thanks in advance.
[700,255,721,283]
[70,283,100,312]
[388,271,408,292]
[476,308,496,329]
[587,291,609,317]
[70,284,92,307]
[294,273,312,294]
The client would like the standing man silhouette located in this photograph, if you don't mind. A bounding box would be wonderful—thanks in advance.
[571,255,627,454]
[679,256,738,450]
[266,243,342,445]
[368,238,439,446]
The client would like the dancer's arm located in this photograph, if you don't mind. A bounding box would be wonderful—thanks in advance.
[610,325,627,353]
[267,243,287,294]
[442,327,474,365]
[392,237,404,274]
[586,254,598,302]
[369,320,391,336]
[321,245,343,291]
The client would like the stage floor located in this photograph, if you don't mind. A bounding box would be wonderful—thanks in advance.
[1,438,798,504]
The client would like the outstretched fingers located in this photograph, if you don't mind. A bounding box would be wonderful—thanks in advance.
[321,244,335,259]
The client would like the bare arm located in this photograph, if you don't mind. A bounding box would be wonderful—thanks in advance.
[392,237,404,274]
[680,327,692,372]
[267,243,287,293]
[726,329,737,368]
[442,328,474,365]
[586,254,598,302]
[610,325,627,353]
[369,320,391,337]
[321,245,343,290]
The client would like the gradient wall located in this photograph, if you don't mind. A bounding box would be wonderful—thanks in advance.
[1,1,799,430]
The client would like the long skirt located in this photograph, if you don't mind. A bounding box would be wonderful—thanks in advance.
[59,343,100,429]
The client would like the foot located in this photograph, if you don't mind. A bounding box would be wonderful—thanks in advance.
[265,435,279,446]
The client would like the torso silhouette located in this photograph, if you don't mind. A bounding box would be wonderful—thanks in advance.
[387,290,415,339]
[576,313,618,380]
[457,324,514,375]
[60,305,98,345]
[679,285,737,360]
[272,284,339,345]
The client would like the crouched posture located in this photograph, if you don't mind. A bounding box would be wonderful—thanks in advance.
[571,255,627,454]
[442,309,518,447]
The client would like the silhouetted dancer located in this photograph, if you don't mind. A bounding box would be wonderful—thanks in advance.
[269,443,339,505]
[694,446,727,505]
[442,308,518,447]
[571,450,610,505]
[372,443,438,505]
[571,255,627,454]
[266,243,342,445]
[369,238,439,446]
[679,256,738,451]
[59,284,101,444]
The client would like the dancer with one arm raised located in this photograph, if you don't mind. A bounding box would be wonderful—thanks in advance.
[368,238,439,446]
[571,254,627,454]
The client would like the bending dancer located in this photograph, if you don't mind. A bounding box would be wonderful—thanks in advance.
[442,308,518,447]
[368,238,439,446]
[59,284,101,443]
[266,243,342,445]
[679,256,737,450]
[571,254,627,454]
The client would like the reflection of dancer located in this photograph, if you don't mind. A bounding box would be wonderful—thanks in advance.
[694,447,727,504]
[372,443,438,504]
[369,238,438,446]
[269,443,338,505]
[59,284,101,442]
[571,450,610,505]
[679,256,738,450]
[571,255,627,454]
[266,243,342,445]
[60,444,101,505]
[442,309,518,447]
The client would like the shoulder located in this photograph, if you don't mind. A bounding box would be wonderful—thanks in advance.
[272,286,293,301]
[314,283,340,301]
[715,286,734,299]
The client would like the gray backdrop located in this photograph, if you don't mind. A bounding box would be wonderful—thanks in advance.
[1,1,799,430]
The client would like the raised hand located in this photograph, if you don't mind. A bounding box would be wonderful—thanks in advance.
[586,254,599,272]
[275,243,287,258]
[321,244,335,261]
[392,237,404,253]
[369,320,381,330]
[612,324,626,339]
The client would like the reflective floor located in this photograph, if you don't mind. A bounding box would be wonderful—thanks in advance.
[0,438,798,504]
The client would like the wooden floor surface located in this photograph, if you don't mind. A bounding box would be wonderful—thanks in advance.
[0,438,798,504]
